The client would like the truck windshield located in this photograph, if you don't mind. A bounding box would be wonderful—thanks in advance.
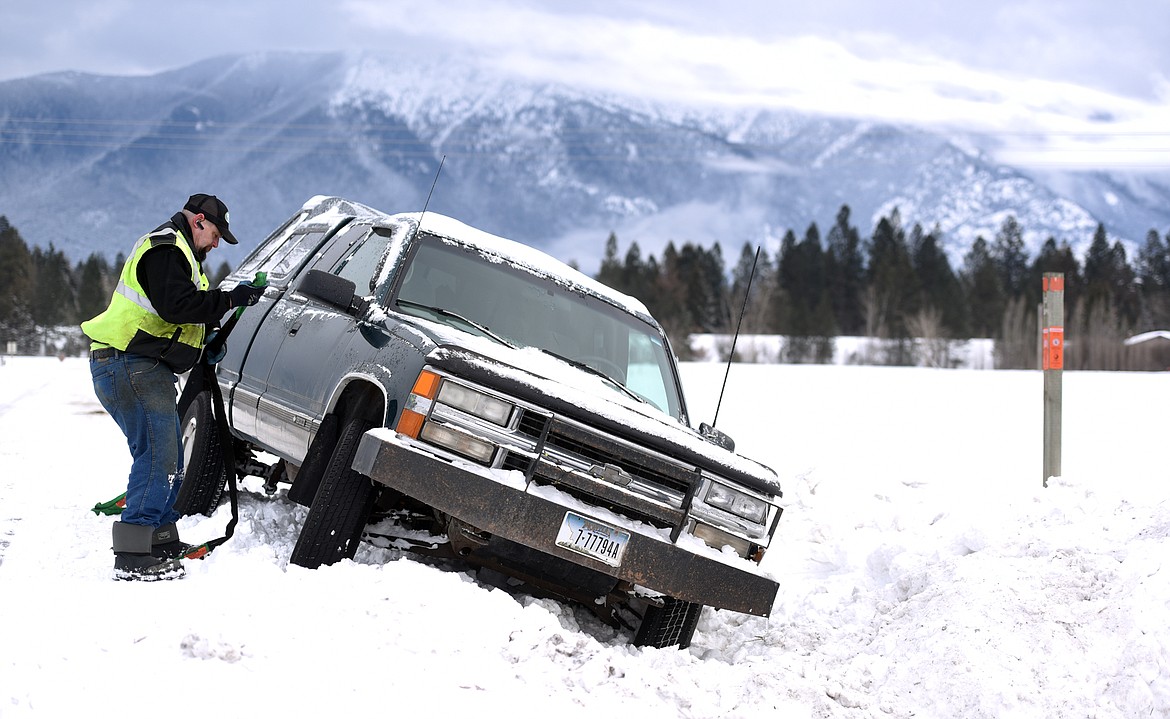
[395,235,683,419]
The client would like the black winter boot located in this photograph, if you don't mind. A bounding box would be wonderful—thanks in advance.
[151,522,194,559]
[112,521,184,581]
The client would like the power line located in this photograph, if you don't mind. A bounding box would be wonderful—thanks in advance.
[2,115,1168,168]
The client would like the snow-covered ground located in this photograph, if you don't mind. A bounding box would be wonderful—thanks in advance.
[1,356,1167,718]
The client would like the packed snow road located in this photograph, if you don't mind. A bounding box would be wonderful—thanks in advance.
[1,356,1167,718]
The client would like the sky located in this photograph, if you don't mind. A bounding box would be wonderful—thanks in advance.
[2,0,1169,169]
[1,355,1167,717]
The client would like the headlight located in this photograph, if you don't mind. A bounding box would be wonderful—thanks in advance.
[395,370,507,465]
[692,522,753,558]
[419,422,495,463]
[704,483,767,524]
[437,382,512,425]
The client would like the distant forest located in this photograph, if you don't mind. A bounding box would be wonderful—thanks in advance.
[3,207,1170,370]
[595,205,1170,371]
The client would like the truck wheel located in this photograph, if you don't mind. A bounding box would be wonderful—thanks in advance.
[290,416,377,569]
[633,597,704,649]
[174,390,228,517]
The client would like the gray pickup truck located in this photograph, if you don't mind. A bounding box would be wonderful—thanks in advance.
[177,196,783,649]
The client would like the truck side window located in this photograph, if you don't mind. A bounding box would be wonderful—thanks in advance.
[233,211,306,281]
[235,228,326,286]
[266,231,325,281]
[331,228,392,294]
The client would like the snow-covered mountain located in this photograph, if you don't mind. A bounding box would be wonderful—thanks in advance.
[1,51,1166,271]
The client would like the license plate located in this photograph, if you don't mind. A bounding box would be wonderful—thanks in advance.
[554,511,630,567]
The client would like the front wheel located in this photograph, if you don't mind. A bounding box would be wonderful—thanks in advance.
[174,390,228,517]
[290,416,377,569]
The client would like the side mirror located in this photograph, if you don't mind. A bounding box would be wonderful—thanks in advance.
[298,269,370,316]
[699,422,735,452]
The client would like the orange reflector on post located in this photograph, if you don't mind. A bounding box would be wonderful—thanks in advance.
[1042,326,1064,370]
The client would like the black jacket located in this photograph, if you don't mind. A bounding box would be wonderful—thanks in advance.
[137,213,232,328]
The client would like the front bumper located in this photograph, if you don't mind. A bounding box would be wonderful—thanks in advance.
[353,430,779,616]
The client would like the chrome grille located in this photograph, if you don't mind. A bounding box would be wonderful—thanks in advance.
[502,408,696,530]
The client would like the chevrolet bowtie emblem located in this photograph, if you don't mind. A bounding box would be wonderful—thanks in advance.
[589,462,633,487]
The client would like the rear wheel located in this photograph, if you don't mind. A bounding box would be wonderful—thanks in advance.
[174,390,228,517]
[633,597,704,649]
[290,416,377,568]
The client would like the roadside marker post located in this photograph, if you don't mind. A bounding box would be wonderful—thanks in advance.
[1042,273,1064,487]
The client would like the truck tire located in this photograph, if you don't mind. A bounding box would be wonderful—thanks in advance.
[633,597,704,649]
[290,416,377,569]
[174,390,228,517]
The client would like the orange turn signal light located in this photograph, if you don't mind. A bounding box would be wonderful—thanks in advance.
[411,370,441,399]
[396,409,426,439]
[396,370,441,438]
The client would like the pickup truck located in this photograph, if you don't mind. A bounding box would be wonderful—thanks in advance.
[177,196,783,649]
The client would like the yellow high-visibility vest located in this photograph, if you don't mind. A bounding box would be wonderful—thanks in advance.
[81,225,209,372]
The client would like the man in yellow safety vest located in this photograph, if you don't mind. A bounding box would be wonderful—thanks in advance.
[82,194,263,580]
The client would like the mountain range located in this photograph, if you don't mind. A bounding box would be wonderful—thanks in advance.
[1,51,1167,273]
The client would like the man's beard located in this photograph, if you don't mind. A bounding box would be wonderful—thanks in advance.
[194,247,209,263]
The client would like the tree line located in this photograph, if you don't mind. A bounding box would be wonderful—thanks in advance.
[595,206,1170,370]
[4,208,1169,370]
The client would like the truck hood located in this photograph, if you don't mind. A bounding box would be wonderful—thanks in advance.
[422,341,782,498]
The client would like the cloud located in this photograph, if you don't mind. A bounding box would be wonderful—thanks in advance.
[3,0,1168,170]
[341,3,1170,170]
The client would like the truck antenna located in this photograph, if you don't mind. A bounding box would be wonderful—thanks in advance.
[711,245,761,428]
[419,154,446,225]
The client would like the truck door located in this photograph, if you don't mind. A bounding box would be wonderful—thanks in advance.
[255,224,403,460]
[222,219,346,441]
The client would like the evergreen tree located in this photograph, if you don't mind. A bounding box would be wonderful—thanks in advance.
[773,229,799,334]
[729,242,775,335]
[30,244,76,327]
[654,241,695,350]
[1136,229,1170,292]
[1110,240,1140,327]
[678,242,727,333]
[0,216,35,343]
[865,211,916,339]
[1135,229,1170,328]
[824,205,865,335]
[780,224,832,334]
[1079,224,1139,329]
[75,253,112,322]
[622,241,651,296]
[961,236,1005,338]
[992,215,1030,298]
[596,232,624,291]
[911,223,967,337]
[777,224,834,361]
[1082,223,1114,312]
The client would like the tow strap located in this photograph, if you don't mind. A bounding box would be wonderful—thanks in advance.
[92,272,267,563]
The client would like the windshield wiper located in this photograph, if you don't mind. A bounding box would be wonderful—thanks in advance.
[396,299,517,348]
[536,348,649,405]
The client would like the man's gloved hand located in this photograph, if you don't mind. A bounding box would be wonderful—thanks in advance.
[227,281,264,308]
[204,331,227,365]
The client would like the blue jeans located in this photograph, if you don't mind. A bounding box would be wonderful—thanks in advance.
[90,352,184,528]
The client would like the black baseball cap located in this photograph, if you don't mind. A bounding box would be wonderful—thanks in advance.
[184,193,238,244]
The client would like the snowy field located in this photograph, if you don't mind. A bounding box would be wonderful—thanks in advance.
[1,355,1167,718]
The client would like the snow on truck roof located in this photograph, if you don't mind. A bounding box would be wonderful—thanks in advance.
[298,195,654,322]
